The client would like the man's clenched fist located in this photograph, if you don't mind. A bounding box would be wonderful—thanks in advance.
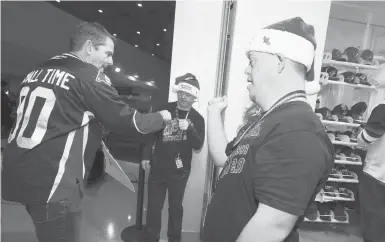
[178,119,190,130]
[141,160,151,170]
[158,110,172,122]
[208,96,228,113]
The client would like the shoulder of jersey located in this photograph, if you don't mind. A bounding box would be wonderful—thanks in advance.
[44,53,107,86]
[95,71,112,87]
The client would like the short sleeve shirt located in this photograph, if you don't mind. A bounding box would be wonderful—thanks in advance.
[203,101,334,242]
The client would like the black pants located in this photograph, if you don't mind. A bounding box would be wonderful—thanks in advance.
[359,172,385,242]
[145,170,189,242]
[24,186,83,242]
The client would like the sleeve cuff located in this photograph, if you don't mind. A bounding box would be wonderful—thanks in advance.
[257,196,304,217]
[362,129,379,144]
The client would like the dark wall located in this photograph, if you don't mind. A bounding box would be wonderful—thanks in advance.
[1,1,171,108]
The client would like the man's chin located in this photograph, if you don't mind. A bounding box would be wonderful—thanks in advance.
[248,93,258,104]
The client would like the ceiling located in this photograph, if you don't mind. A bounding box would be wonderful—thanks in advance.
[331,1,385,27]
[48,1,175,63]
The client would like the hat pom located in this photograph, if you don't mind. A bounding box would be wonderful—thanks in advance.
[305,79,320,95]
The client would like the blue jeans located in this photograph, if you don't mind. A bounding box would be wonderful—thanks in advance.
[25,186,83,242]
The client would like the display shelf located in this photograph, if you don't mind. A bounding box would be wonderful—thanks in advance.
[322,59,379,70]
[315,190,355,202]
[332,141,358,147]
[326,80,377,90]
[304,210,349,224]
[328,177,359,183]
[318,195,355,202]
[322,120,361,128]
[374,55,385,61]
[335,159,362,166]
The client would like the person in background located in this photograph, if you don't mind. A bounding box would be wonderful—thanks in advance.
[204,17,334,242]
[357,100,385,242]
[1,81,14,137]
[141,73,205,242]
[1,21,171,242]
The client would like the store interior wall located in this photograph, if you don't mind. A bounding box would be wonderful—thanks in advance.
[223,0,332,141]
[167,0,225,234]
[1,1,171,107]
[319,1,385,117]
[326,2,385,54]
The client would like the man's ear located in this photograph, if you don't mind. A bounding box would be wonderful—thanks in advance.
[276,55,286,74]
[84,40,93,54]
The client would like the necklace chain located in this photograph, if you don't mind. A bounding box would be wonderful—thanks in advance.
[233,91,307,148]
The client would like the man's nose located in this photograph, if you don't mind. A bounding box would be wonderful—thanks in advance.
[244,66,250,75]
[107,57,113,66]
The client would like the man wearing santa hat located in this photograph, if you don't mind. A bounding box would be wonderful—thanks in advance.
[204,17,334,242]
[141,73,205,242]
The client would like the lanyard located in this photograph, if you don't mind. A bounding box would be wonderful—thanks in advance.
[232,90,307,149]
[176,107,190,120]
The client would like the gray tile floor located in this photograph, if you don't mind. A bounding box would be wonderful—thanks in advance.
[1,163,363,242]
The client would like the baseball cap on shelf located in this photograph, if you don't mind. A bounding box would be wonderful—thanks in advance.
[321,66,342,81]
[173,73,200,98]
[341,71,358,84]
[338,188,353,199]
[360,49,374,62]
[343,47,360,63]
[332,104,349,119]
[355,73,370,86]
[246,17,316,81]
[318,203,333,221]
[336,133,350,142]
[333,204,348,222]
[332,49,347,62]
[315,107,333,121]
[347,102,367,120]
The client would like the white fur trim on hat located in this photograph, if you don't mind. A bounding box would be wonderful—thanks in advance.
[173,83,199,97]
[246,29,315,71]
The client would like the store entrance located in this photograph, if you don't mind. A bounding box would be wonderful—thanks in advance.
[200,0,237,236]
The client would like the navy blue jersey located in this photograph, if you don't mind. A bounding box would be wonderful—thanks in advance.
[2,53,164,204]
[203,101,334,242]
[142,102,205,178]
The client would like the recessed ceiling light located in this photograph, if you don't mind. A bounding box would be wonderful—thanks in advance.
[145,81,154,87]
[127,76,136,81]
[137,31,141,34]
[98,9,103,13]
[156,43,160,46]
[135,45,138,48]
[134,75,139,78]
[137,3,142,7]
[115,67,121,72]
[163,28,167,32]
[152,54,154,56]
[113,33,117,36]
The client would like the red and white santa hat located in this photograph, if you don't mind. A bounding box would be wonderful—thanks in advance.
[246,17,317,81]
[172,73,200,98]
